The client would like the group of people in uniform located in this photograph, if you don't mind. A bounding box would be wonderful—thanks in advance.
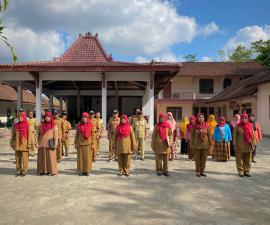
[10,107,262,178]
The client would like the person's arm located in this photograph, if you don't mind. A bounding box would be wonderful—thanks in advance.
[74,128,78,149]
[207,128,212,147]
[227,125,232,142]
[190,128,195,150]
[151,128,156,152]
[257,122,263,142]
[27,127,32,149]
[130,126,137,151]
[54,126,59,149]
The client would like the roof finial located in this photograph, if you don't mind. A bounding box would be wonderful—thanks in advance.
[108,53,113,61]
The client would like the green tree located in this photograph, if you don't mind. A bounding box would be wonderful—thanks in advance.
[228,45,253,62]
[0,0,17,63]
[184,54,197,62]
[251,40,270,69]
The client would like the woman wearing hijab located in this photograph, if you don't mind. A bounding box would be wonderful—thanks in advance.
[230,114,240,157]
[151,113,173,176]
[167,112,177,160]
[213,117,232,161]
[10,112,31,177]
[179,116,189,155]
[233,114,256,177]
[207,114,217,156]
[113,115,136,177]
[186,116,195,160]
[37,112,58,176]
[74,112,93,176]
[248,113,262,163]
[190,113,212,177]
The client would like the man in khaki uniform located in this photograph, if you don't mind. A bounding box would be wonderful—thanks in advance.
[130,109,141,126]
[132,110,148,160]
[61,112,72,156]
[54,111,64,162]
[95,112,104,156]
[27,111,38,156]
[89,111,100,162]
[107,110,120,162]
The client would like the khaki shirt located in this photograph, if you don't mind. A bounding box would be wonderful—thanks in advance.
[151,127,173,154]
[74,129,92,146]
[62,120,72,140]
[107,117,120,138]
[190,127,212,150]
[91,118,100,143]
[96,118,104,135]
[54,118,64,139]
[28,118,38,131]
[113,126,136,154]
[233,126,256,153]
[132,117,148,139]
[37,126,58,149]
[10,124,32,151]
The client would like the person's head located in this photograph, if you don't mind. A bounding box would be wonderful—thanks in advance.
[208,114,215,122]
[89,110,95,118]
[62,112,68,120]
[96,112,101,119]
[138,111,144,119]
[218,116,226,124]
[241,113,248,124]
[249,113,255,122]
[19,112,27,122]
[166,112,173,120]
[44,112,53,122]
[54,110,60,119]
[113,110,119,118]
[81,112,89,123]
[120,115,128,124]
[159,113,166,123]
[189,116,196,125]
[183,116,188,122]
[234,114,240,121]
[28,111,34,118]
[135,109,141,116]
[197,113,205,124]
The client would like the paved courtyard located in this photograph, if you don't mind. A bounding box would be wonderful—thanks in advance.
[0,130,270,225]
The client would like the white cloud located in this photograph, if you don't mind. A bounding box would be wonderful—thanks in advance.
[135,52,184,62]
[201,56,213,62]
[1,0,219,62]
[224,25,270,52]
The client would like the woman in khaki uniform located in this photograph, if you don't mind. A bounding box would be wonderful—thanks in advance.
[151,113,173,176]
[233,113,256,177]
[190,113,212,177]
[54,112,63,162]
[75,112,93,176]
[107,110,120,161]
[89,111,100,162]
[37,112,58,176]
[113,115,136,177]
[27,111,38,156]
[10,112,31,177]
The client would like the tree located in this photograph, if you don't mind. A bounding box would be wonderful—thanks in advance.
[218,50,228,62]
[184,54,197,62]
[0,0,17,63]
[228,45,253,62]
[251,40,270,69]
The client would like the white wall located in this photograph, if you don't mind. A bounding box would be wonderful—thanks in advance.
[258,83,270,136]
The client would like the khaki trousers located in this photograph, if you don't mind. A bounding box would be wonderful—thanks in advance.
[194,149,208,173]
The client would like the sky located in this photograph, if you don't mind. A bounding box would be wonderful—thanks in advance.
[0,0,270,63]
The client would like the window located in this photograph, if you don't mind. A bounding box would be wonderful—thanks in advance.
[209,107,215,115]
[199,79,214,94]
[167,107,182,121]
[223,78,232,89]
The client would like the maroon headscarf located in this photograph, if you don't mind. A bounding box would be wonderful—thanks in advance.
[41,112,55,135]
[186,116,196,132]
[218,117,226,127]
[238,113,253,144]
[193,113,209,142]
[156,113,171,142]
[116,115,131,140]
[15,112,29,144]
[78,112,92,139]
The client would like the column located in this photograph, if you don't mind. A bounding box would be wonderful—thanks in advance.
[16,81,22,111]
[148,81,154,131]
[59,97,63,114]
[49,94,53,112]
[77,90,80,118]
[35,78,42,122]
[102,80,107,128]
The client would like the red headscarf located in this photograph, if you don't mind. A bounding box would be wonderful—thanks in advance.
[116,115,131,140]
[15,112,29,144]
[218,117,226,127]
[41,112,55,135]
[238,113,253,144]
[186,116,196,131]
[78,112,92,139]
[193,113,209,142]
[156,113,171,142]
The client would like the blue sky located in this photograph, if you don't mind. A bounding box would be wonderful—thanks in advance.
[1,0,270,63]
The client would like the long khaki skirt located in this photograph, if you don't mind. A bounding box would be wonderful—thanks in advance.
[37,147,57,175]
[77,145,92,173]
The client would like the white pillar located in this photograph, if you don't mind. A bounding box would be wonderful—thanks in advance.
[35,78,42,122]
[49,94,53,112]
[102,80,107,128]
[148,82,154,131]
[59,97,63,114]
[16,81,22,111]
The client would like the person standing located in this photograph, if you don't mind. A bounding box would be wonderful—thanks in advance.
[151,113,173,176]
[207,114,217,156]
[95,112,105,156]
[10,112,31,177]
[54,111,63,162]
[234,114,256,177]
[37,112,58,176]
[74,112,93,176]
[130,109,141,126]
[132,110,148,160]
[248,113,262,163]
[190,113,212,177]
[89,111,100,162]
[186,116,195,160]
[167,112,177,160]
[213,117,232,162]
[179,116,189,155]
[27,111,38,156]
[230,114,241,157]
[61,112,72,157]
[107,110,120,161]
[113,115,136,177]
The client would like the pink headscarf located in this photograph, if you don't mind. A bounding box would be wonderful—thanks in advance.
[167,112,176,132]
[231,114,240,128]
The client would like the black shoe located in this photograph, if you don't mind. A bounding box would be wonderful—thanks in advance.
[196,172,201,177]
[244,173,251,177]
[141,158,144,161]
[252,160,256,163]
[200,173,207,177]
[163,172,170,177]
[85,173,89,176]
[157,171,162,176]
[125,173,130,177]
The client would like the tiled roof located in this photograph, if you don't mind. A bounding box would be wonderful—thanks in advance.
[177,62,266,77]
[207,71,270,103]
